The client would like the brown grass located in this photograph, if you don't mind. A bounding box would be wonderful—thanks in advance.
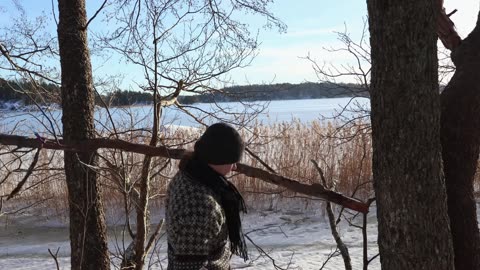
[5,119,471,219]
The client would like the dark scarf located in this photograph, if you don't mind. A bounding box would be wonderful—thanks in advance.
[183,157,249,261]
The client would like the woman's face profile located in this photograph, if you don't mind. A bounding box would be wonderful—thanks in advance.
[209,163,237,176]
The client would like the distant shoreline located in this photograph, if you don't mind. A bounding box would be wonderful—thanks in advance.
[0,95,370,113]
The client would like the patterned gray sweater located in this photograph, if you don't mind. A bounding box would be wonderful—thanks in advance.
[166,171,231,270]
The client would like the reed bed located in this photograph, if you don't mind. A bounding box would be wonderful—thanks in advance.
[2,119,469,221]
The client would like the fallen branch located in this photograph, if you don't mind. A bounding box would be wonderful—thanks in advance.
[0,133,370,213]
[237,163,368,213]
[0,134,186,158]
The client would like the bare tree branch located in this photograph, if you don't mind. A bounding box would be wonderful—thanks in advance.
[145,219,164,255]
[312,159,352,270]
[319,248,340,270]
[0,43,59,85]
[48,247,61,270]
[84,0,108,30]
[7,147,41,200]
[0,196,52,217]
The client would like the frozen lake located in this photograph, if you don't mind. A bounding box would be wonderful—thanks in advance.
[0,97,370,135]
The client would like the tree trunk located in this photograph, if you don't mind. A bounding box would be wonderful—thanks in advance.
[366,0,454,269]
[441,11,480,270]
[57,1,110,269]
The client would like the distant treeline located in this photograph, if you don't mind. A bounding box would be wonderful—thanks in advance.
[0,78,60,105]
[0,78,151,107]
[109,82,368,104]
[0,78,368,107]
[182,82,369,103]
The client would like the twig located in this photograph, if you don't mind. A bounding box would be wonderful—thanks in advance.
[244,234,289,270]
[48,247,61,270]
[145,219,164,255]
[7,148,41,200]
[0,43,60,84]
[245,147,276,173]
[362,197,376,270]
[311,159,352,270]
[0,196,53,217]
[84,0,108,30]
[368,253,380,264]
[319,248,340,270]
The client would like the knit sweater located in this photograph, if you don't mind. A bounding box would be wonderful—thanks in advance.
[166,171,232,270]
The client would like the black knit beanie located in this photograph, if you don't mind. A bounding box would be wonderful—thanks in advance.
[194,123,245,165]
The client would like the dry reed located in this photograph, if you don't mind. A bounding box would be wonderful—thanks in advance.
[4,119,471,220]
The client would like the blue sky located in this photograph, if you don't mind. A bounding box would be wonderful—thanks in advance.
[236,0,369,84]
[238,0,479,85]
[0,0,479,88]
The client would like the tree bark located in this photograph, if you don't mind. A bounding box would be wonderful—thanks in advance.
[440,11,480,270]
[367,0,454,269]
[57,1,110,269]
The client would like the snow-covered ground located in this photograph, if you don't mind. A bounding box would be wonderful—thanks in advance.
[0,97,376,269]
[0,203,380,270]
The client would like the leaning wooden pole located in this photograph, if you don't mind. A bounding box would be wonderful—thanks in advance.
[0,133,369,213]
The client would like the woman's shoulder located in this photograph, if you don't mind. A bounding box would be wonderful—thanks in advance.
[170,171,210,192]
[168,171,221,208]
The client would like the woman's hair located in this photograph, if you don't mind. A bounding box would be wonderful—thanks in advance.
[178,151,194,170]
[194,123,244,165]
[179,122,244,170]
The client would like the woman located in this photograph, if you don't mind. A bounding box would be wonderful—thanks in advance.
[166,122,248,270]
